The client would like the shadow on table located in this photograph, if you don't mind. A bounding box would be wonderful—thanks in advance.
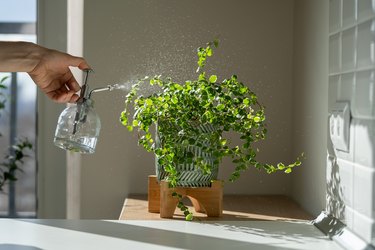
[20,219,328,250]
[0,244,42,250]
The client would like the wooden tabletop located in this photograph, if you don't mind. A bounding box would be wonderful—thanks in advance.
[119,194,313,221]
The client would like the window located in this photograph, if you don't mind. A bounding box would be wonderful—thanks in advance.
[0,0,37,218]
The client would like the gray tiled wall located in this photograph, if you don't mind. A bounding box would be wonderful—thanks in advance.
[328,0,375,244]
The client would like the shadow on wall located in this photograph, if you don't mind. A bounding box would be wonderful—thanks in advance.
[326,125,345,221]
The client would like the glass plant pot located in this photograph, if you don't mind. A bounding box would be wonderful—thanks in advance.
[54,99,101,154]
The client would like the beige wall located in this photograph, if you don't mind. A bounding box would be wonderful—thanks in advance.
[36,0,332,220]
[291,0,329,216]
[81,0,296,218]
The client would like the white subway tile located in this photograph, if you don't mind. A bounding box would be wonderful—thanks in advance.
[353,70,375,119]
[353,211,375,243]
[330,0,342,32]
[357,0,375,21]
[328,130,336,157]
[357,20,375,68]
[330,33,341,73]
[353,119,375,167]
[338,159,354,206]
[345,205,355,229]
[343,0,357,28]
[333,119,355,161]
[329,75,340,112]
[339,73,354,101]
[353,164,375,218]
[342,27,357,71]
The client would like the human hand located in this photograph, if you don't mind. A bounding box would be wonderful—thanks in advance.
[28,47,91,103]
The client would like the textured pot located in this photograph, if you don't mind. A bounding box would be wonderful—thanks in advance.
[155,122,219,187]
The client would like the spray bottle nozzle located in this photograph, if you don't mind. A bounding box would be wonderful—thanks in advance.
[88,85,114,99]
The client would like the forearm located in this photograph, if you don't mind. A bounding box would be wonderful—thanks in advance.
[0,41,45,73]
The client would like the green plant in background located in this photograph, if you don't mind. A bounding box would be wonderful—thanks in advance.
[120,40,303,220]
[0,76,32,191]
[0,139,32,191]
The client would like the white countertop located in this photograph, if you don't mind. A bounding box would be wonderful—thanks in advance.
[0,219,342,250]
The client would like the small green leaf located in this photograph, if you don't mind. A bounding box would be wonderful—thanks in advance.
[0,76,9,84]
[213,39,219,48]
[185,213,193,221]
[120,112,128,125]
[207,47,212,56]
[145,99,153,106]
[254,116,261,123]
[174,83,183,90]
[220,139,227,146]
[277,163,285,170]
[285,168,292,173]
[216,104,225,111]
[240,87,247,94]
[172,96,178,104]
[121,118,127,126]
[209,75,217,83]
[199,72,206,81]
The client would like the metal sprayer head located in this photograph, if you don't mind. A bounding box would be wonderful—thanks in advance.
[72,69,119,134]
[79,69,92,101]
[72,69,93,134]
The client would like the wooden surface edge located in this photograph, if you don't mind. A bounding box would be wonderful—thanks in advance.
[119,194,314,221]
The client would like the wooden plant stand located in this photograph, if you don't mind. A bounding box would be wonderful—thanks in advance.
[148,175,223,218]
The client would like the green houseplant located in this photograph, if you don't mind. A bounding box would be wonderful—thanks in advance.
[0,76,32,191]
[120,41,302,219]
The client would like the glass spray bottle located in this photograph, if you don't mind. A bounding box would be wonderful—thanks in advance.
[54,69,119,154]
[54,70,99,153]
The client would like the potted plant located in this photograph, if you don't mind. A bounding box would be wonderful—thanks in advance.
[120,40,302,220]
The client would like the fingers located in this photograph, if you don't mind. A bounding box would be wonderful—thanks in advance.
[33,49,92,103]
[64,72,81,92]
[68,55,91,70]
[38,69,84,103]
[69,93,80,103]
[42,77,79,103]
[66,80,80,93]
[51,75,83,103]
[50,90,79,104]
[56,88,80,103]
[78,61,91,71]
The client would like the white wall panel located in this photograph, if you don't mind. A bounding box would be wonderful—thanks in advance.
[328,0,375,244]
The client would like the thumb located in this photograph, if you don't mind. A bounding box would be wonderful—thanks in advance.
[69,55,91,70]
